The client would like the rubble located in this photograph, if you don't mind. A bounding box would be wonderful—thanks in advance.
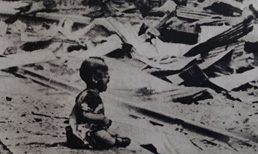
[5,96,12,101]
[0,43,59,70]
[0,37,15,55]
[69,35,122,58]
[204,1,243,17]
[140,144,159,154]
[1,0,258,153]
[184,16,254,57]
[210,67,258,91]
[159,17,201,44]
[176,5,219,21]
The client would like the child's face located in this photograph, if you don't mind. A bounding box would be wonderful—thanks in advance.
[95,70,110,92]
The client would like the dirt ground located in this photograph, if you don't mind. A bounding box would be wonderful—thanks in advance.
[0,70,144,154]
[1,58,258,154]
[2,0,258,153]
[0,70,198,154]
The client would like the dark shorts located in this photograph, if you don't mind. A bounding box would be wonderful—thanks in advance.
[65,126,112,149]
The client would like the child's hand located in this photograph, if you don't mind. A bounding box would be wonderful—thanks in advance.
[103,117,112,128]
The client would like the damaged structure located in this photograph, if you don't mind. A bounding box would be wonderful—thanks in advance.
[1,0,258,153]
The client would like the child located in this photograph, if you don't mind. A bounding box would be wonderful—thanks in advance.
[66,57,131,149]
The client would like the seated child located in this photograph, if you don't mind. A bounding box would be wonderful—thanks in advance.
[66,57,131,149]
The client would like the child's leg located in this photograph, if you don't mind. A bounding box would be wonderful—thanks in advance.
[65,126,86,148]
[90,130,116,149]
[90,130,131,148]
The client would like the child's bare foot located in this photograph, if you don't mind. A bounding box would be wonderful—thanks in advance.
[115,137,131,147]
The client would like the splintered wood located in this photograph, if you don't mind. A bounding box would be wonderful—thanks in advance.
[0,46,58,70]
[184,16,254,57]
[176,5,217,20]
[1,0,258,153]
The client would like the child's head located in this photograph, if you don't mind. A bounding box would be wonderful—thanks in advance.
[80,57,110,92]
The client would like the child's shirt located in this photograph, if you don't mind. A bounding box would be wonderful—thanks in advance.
[69,89,105,144]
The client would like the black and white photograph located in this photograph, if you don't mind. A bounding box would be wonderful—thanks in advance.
[0,0,258,153]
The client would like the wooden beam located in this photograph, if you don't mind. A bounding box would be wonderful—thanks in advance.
[0,1,91,24]
[69,35,123,59]
[184,16,254,57]
[198,43,241,70]
[210,67,258,91]
[0,44,59,70]
[136,55,196,71]
[106,18,158,58]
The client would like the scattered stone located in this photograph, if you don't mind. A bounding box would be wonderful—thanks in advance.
[34,118,42,122]
[140,144,159,154]
[149,120,164,126]
[5,96,12,101]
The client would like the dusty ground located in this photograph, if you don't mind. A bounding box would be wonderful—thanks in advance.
[2,0,258,153]
[0,71,146,154]
[0,70,196,154]
[0,56,258,154]
[25,53,258,143]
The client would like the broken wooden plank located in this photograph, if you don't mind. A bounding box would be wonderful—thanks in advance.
[200,42,247,77]
[198,42,243,70]
[66,17,146,58]
[107,18,158,58]
[155,38,193,57]
[153,0,177,13]
[205,1,243,17]
[0,44,59,70]
[245,42,258,65]
[184,16,254,57]
[166,74,184,84]
[173,0,187,6]
[0,37,14,56]
[55,0,85,10]
[27,12,91,24]
[172,89,213,104]
[155,11,175,31]
[136,55,196,71]
[210,67,258,91]
[200,50,234,76]
[175,63,226,93]
[179,63,209,86]
[0,1,27,14]
[69,35,122,59]
[161,20,200,44]
[0,1,91,25]
[175,5,217,21]
[199,26,231,43]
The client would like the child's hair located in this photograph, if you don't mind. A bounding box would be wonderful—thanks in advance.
[80,57,108,84]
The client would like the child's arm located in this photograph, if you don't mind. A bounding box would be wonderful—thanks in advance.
[82,111,111,126]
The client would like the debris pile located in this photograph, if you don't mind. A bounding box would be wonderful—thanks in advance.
[1,0,258,153]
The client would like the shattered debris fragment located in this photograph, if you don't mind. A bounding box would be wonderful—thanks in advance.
[140,144,159,154]
[184,16,254,57]
[5,96,12,101]
[204,1,243,17]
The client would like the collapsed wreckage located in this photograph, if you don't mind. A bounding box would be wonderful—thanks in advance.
[1,0,258,153]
